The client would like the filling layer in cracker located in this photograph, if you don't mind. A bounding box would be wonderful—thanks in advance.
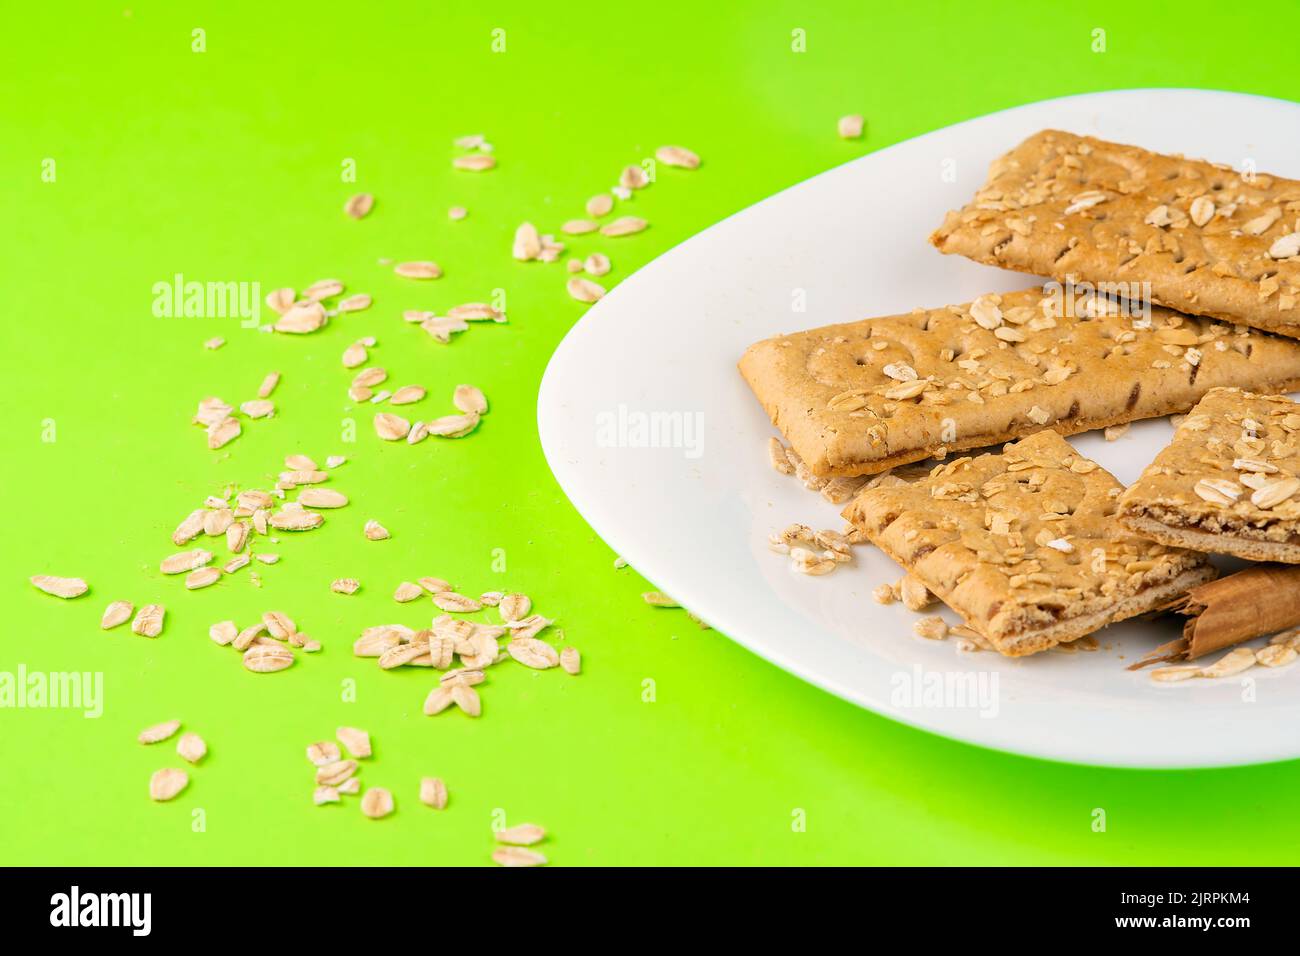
[1128,504,1300,545]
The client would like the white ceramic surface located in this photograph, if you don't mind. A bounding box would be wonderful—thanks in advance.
[538,89,1300,768]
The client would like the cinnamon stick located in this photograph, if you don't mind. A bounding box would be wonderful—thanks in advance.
[1130,564,1300,669]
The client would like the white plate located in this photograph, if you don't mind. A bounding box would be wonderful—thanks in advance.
[538,89,1300,768]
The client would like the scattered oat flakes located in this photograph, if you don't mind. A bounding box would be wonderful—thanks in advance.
[203,509,234,536]
[255,372,281,399]
[298,488,348,509]
[233,623,265,650]
[265,288,295,315]
[420,777,448,809]
[451,683,481,717]
[331,578,361,596]
[451,384,488,416]
[441,668,485,687]
[207,417,241,449]
[838,114,865,139]
[1257,644,1298,667]
[513,222,542,261]
[453,154,496,172]
[101,600,133,629]
[342,342,367,368]
[418,577,452,594]
[227,522,249,553]
[508,638,559,669]
[274,302,326,334]
[619,165,649,190]
[138,720,181,745]
[656,145,700,169]
[307,741,341,766]
[131,604,165,637]
[353,366,388,388]
[427,412,481,437]
[586,194,614,217]
[560,645,581,675]
[195,397,233,427]
[448,205,467,220]
[1199,646,1257,678]
[263,611,295,639]
[499,592,531,622]
[567,277,605,303]
[790,546,837,575]
[1151,665,1201,683]
[898,576,934,611]
[913,617,949,640]
[172,510,205,546]
[600,216,647,237]
[243,644,294,673]
[448,302,504,322]
[176,732,207,764]
[433,591,482,613]
[492,846,547,867]
[315,759,358,787]
[364,520,390,541]
[562,218,600,235]
[337,726,371,759]
[184,567,221,590]
[423,686,454,715]
[314,786,340,805]
[496,823,546,846]
[30,575,88,599]
[642,591,678,607]
[373,413,410,441]
[204,336,224,350]
[344,193,374,219]
[390,385,426,405]
[394,261,442,279]
[304,278,344,301]
[149,768,188,802]
[269,510,323,531]
[768,437,795,475]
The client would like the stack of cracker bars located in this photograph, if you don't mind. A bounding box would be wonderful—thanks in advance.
[739,130,1300,666]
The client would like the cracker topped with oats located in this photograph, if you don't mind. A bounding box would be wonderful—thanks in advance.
[1118,388,1300,562]
[738,286,1300,478]
[930,130,1300,337]
[843,430,1216,657]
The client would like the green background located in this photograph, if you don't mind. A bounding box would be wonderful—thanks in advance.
[4,0,1299,866]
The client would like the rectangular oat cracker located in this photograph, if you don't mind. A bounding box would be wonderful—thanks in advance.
[1118,387,1300,562]
[843,430,1216,657]
[738,286,1300,477]
[930,129,1300,337]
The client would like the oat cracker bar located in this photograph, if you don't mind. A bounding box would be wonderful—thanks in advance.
[930,130,1300,336]
[844,430,1216,657]
[1118,387,1300,562]
[738,286,1300,477]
